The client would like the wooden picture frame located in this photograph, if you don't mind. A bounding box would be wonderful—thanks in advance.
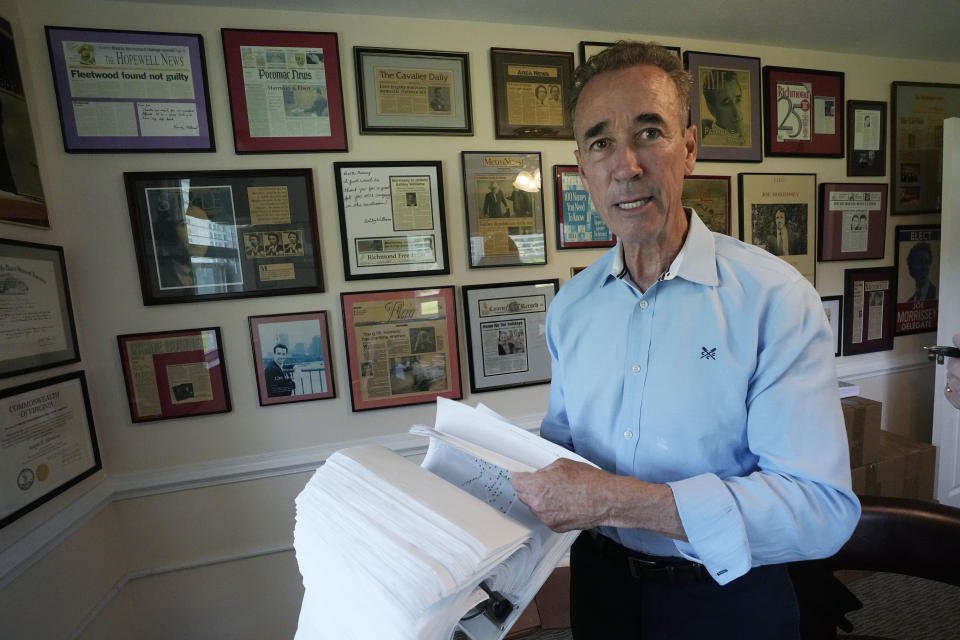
[490,48,574,139]
[249,311,335,406]
[843,267,895,355]
[847,100,886,176]
[553,164,615,249]
[894,224,940,336]
[683,174,731,235]
[818,183,887,261]
[763,66,844,157]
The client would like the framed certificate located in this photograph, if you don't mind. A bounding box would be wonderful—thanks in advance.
[44,26,214,152]
[763,66,845,157]
[847,100,886,177]
[682,174,731,235]
[124,169,323,305]
[341,287,461,412]
[0,371,101,529]
[843,267,895,356]
[0,239,80,379]
[553,165,615,249]
[894,224,940,336]
[334,161,450,280]
[249,311,335,406]
[461,280,558,393]
[490,48,574,139]
[221,28,347,153]
[117,326,231,423]
[353,47,472,135]
[818,183,887,261]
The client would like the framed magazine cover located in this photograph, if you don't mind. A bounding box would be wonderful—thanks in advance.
[847,100,886,176]
[221,29,347,153]
[117,327,231,423]
[821,295,843,357]
[341,287,461,412]
[44,26,214,152]
[818,183,887,261]
[843,266,895,356]
[124,168,323,305]
[685,51,762,162]
[461,279,558,393]
[763,66,844,157]
[553,165,615,249]
[490,48,574,139]
[682,174,731,235]
[353,47,472,135]
[333,161,450,280]
[249,311,335,406]
[894,224,940,336]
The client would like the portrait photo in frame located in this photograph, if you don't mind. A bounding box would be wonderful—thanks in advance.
[461,151,546,268]
[334,161,450,280]
[738,173,817,284]
[221,29,347,153]
[490,48,574,139]
[578,40,679,65]
[354,47,472,135]
[891,82,960,214]
[45,26,214,152]
[821,295,843,358]
[763,66,844,157]
[683,174,731,235]
[847,100,886,176]
[461,279,558,393]
[894,224,940,336]
[341,287,461,412]
[843,266,895,356]
[124,168,323,305]
[818,183,887,261]
[685,51,762,162]
[117,327,231,423]
[553,165,615,249]
[249,311,335,406]
[0,239,80,379]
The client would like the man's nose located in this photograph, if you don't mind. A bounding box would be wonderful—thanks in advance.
[611,144,643,181]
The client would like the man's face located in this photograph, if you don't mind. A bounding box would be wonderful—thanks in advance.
[706,76,743,133]
[574,65,697,249]
[287,233,297,244]
[775,210,786,229]
[273,347,287,365]
[266,234,279,246]
[909,249,931,280]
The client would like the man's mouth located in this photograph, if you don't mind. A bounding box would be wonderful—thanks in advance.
[618,197,653,210]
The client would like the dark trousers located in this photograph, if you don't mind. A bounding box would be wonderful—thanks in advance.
[570,532,801,639]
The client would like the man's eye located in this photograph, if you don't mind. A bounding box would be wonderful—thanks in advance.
[641,129,662,140]
[589,139,609,151]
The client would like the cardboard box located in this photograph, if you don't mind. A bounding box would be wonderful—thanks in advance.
[851,430,936,501]
[841,396,882,467]
[504,602,541,639]
[534,564,571,629]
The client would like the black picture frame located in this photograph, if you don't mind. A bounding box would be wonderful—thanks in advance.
[843,266,896,356]
[847,100,886,176]
[490,48,574,139]
[821,295,843,358]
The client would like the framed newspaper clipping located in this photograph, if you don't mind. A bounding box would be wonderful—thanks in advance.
[682,174,731,235]
[490,48,574,139]
[124,169,323,305]
[685,51,762,162]
[821,295,843,357]
[249,310,335,406]
[738,173,817,285]
[461,151,546,268]
[763,66,844,157]
[461,279,558,393]
[553,165,615,249]
[843,266,895,356]
[0,239,80,379]
[341,287,461,412]
[894,224,940,336]
[221,29,347,153]
[117,326,231,423]
[354,47,472,135]
[334,161,450,280]
[44,26,214,153]
[0,371,101,530]
[847,100,886,176]
[818,183,887,261]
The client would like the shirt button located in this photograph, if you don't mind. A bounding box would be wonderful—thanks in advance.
[623,430,634,439]
[639,300,649,310]
[631,365,641,374]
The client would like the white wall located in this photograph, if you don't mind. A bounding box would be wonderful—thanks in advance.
[0,0,957,638]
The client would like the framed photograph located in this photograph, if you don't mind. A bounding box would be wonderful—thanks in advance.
[738,173,817,284]
[249,311,335,406]
[685,51,762,162]
[847,100,886,176]
[821,295,843,357]
[0,239,80,379]
[843,267,895,356]
[221,28,347,153]
[44,26,214,153]
[354,47,472,135]
[818,183,888,261]
[683,174,731,235]
[461,151,546,268]
[2,17,48,227]
[490,48,574,139]
[763,66,844,157]
[124,168,323,305]
[117,327,230,423]
[334,161,450,280]
[891,82,960,214]
[894,224,940,336]
[578,40,679,65]
[341,287,461,412]
[461,280,558,393]
[0,371,101,530]
[553,164,615,249]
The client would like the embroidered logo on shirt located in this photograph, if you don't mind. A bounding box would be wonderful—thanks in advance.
[700,347,717,360]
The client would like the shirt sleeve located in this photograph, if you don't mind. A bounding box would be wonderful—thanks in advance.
[667,278,861,585]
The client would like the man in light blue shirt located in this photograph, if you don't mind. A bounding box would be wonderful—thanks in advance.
[512,41,860,639]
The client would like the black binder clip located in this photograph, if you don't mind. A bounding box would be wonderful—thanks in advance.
[459,581,514,628]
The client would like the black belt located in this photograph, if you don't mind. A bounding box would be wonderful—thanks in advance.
[584,530,711,585]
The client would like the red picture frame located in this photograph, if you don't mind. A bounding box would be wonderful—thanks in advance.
[842,267,895,356]
[818,183,887,261]
[763,66,844,157]
[221,29,347,153]
[553,165,615,249]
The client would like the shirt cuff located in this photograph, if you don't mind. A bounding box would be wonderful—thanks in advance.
[667,473,751,585]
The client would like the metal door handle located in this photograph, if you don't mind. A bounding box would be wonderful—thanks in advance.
[923,345,960,364]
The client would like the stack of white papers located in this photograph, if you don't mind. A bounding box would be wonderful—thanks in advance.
[293,397,593,640]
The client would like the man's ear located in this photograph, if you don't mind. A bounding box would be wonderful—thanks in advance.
[684,125,698,176]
